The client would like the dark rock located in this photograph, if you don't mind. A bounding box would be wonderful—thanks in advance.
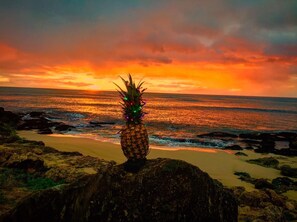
[224,145,243,150]
[38,128,53,134]
[240,139,261,144]
[197,132,238,138]
[235,152,248,156]
[239,133,280,141]
[263,189,287,207]
[88,121,102,127]
[280,165,297,178]
[17,117,57,130]
[55,124,75,131]
[234,171,255,183]
[59,151,83,156]
[259,139,275,152]
[272,177,297,193]
[1,159,238,222]
[239,190,270,207]
[3,154,47,173]
[0,108,21,127]
[90,121,115,125]
[277,132,297,140]
[289,137,297,149]
[230,186,246,199]
[274,148,297,157]
[244,146,254,150]
[123,158,147,172]
[254,179,274,190]
[247,157,279,168]
[29,111,45,117]
[239,133,261,140]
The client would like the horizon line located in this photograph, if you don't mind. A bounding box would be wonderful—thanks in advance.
[0,85,296,99]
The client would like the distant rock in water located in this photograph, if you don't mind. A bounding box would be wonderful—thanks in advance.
[197,132,238,138]
[224,145,243,150]
[1,159,238,222]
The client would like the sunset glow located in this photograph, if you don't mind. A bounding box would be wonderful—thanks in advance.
[0,1,296,97]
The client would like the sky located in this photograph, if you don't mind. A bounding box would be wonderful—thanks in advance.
[0,0,296,97]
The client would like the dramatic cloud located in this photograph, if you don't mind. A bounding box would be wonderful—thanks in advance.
[0,0,296,96]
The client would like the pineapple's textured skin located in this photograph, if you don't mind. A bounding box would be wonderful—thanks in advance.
[120,123,149,159]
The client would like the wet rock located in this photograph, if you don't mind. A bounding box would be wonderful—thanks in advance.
[55,124,75,132]
[224,145,243,150]
[240,139,261,144]
[259,139,275,152]
[254,179,274,190]
[235,152,248,156]
[271,177,297,193]
[29,111,45,118]
[280,165,297,178]
[0,108,20,127]
[197,132,238,138]
[277,132,297,140]
[38,128,53,134]
[234,171,255,183]
[89,121,102,127]
[17,117,58,130]
[239,133,287,142]
[1,159,238,222]
[289,137,297,149]
[247,157,279,168]
[239,133,261,140]
[90,121,115,125]
[274,148,297,157]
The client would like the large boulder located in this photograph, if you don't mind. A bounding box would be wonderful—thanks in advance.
[1,158,238,222]
[0,108,20,127]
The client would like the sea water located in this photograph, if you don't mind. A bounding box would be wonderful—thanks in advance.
[1,87,297,148]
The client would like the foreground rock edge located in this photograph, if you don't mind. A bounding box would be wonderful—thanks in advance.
[1,158,238,222]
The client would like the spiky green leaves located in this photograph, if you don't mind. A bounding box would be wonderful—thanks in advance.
[114,74,146,124]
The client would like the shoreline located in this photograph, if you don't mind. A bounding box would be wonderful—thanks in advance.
[18,130,296,194]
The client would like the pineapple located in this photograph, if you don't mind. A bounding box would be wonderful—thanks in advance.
[115,74,149,160]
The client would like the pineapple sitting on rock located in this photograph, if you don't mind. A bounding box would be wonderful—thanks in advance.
[115,74,149,165]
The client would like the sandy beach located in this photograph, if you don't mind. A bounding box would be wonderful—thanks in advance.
[18,130,297,195]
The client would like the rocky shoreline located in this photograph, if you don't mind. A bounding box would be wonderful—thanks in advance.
[0,128,237,221]
[2,106,296,156]
[1,107,297,221]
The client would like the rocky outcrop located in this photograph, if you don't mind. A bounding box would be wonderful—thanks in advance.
[1,158,238,222]
[247,157,279,168]
[280,165,297,178]
[232,186,297,222]
[0,108,20,127]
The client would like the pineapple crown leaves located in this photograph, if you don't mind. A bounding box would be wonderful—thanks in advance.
[114,74,147,124]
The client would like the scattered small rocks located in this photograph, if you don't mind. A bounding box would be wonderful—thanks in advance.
[254,179,274,190]
[235,152,248,156]
[272,177,297,193]
[231,186,297,222]
[280,165,297,178]
[247,157,279,168]
[54,124,75,132]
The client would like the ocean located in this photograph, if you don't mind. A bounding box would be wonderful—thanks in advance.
[1,87,297,148]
